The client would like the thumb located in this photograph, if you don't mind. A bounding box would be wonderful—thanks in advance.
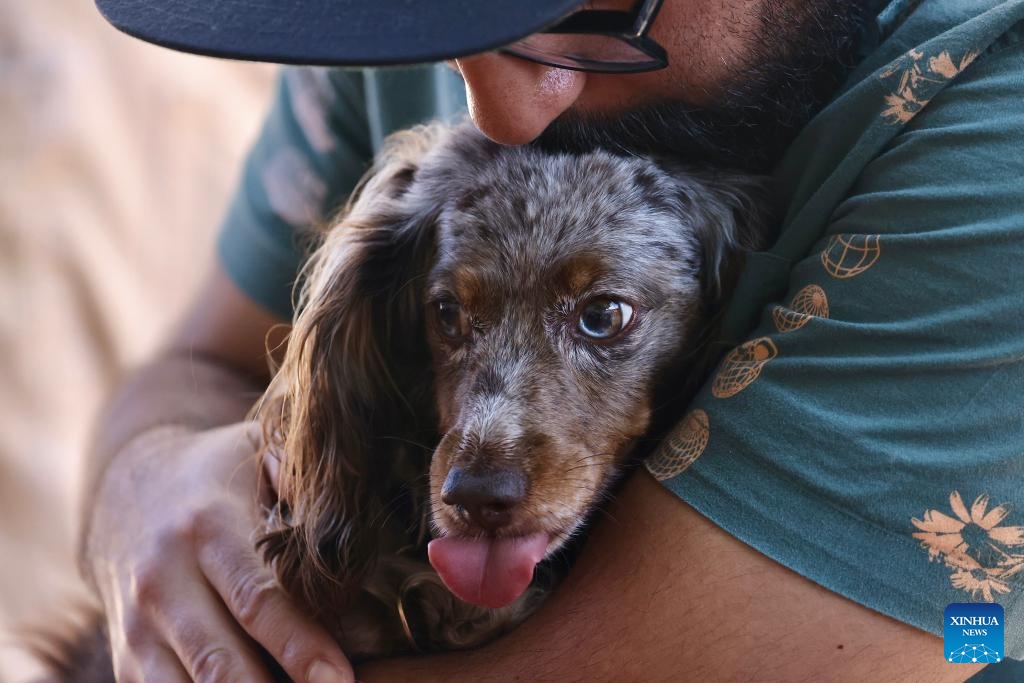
[243,420,282,499]
[262,445,282,497]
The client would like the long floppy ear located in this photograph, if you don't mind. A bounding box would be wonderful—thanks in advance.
[256,124,451,613]
[644,166,780,410]
[664,166,779,308]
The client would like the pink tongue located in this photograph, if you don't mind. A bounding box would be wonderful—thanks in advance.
[428,533,550,608]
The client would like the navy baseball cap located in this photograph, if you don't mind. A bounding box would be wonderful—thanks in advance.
[94,0,588,66]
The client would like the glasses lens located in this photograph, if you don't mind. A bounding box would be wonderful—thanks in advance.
[503,33,662,73]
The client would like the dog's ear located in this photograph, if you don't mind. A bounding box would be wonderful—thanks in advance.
[664,166,779,307]
[257,124,450,613]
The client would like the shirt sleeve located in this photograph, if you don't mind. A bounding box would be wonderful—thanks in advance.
[215,64,467,319]
[216,67,375,319]
[646,27,1024,657]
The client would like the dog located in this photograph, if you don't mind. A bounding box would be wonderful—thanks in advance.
[254,122,774,661]
[41,121,774,678]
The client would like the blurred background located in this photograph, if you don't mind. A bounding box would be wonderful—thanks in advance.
[0,1,274,679]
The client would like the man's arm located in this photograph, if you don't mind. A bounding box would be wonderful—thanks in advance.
[80,266,280,515]
[362,471,983,682]
[81,265,355,683]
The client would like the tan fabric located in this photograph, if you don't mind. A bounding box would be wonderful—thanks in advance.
[0,1,273,679]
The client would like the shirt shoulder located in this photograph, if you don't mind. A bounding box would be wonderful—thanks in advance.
[216,65,467,318]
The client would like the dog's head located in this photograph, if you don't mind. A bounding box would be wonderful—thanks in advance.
[259,122,772,618]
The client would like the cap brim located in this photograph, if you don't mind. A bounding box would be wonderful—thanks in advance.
[95,0,585,66]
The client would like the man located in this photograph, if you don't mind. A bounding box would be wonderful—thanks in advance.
[84,0,1023,681]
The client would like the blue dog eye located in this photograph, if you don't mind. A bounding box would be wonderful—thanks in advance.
[577,298,634,340]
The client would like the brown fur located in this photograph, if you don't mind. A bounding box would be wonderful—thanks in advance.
[256,122,774,660]
[42,121,775,678]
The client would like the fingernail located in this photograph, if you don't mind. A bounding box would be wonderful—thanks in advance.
[308,660,350,683]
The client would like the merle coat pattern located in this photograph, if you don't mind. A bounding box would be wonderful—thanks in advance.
[44,122,774,679]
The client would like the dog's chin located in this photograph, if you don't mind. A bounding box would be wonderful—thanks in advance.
[427,512,578,610]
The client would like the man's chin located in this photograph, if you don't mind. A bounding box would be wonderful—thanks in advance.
[533,0,868,173]
[534,100,765,171]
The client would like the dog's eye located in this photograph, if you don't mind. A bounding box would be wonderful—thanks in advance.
[577,298,634,340]
[436,300,469,340]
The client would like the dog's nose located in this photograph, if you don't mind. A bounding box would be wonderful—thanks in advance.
[441,466,527,532]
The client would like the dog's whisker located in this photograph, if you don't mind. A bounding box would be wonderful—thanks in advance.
[389,271,431,309]
[367,484,426,532]
[377,434,435,452]
[241,121,772,663]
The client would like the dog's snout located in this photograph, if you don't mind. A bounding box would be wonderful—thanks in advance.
[441,466,527,532]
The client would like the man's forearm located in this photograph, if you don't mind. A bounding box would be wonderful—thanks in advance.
[359,473,981,682]
[79,351,265,563]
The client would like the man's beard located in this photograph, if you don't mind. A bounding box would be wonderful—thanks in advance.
[534,1,870,173]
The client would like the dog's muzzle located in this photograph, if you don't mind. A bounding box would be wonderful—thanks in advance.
[431,465,550,608]
[440,466,527,532]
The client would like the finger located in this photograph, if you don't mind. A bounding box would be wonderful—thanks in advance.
[154,574,276,683]
[136,644,192,683]
[239,420,279,504]
[109,620,190,683]
[196,520,354,683]
[262,446,282,498]
[114,522,275,683]
[109,632,145,683]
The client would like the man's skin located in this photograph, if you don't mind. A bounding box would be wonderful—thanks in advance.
[82,0,986,680]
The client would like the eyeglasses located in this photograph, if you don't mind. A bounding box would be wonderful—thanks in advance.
[500,0,667,74]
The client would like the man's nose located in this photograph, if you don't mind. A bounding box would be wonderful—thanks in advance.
[455,53,586,145]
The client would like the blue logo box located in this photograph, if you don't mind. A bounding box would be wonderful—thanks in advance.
[945,603,1004,664]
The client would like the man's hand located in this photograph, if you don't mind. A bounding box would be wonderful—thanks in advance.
[83,421,353,683]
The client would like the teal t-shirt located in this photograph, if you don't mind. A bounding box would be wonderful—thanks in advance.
[217,0,1024,661]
